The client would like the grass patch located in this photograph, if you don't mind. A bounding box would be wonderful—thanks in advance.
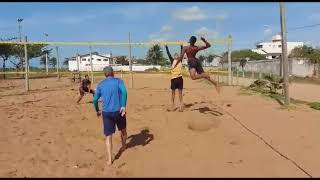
[309,102,320,110]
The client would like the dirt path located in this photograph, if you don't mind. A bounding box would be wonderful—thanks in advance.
[0,74,319,177]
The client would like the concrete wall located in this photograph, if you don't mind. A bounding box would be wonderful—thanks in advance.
[229,59,314,77]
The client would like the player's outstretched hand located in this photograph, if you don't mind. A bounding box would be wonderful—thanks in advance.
[200,37,206,41]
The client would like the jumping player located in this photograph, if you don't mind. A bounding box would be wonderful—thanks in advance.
[77,74,95,104]
[165,44,184,112]
[176,36,220,93]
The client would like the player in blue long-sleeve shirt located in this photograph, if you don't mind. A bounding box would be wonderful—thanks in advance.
[93,66,128,165]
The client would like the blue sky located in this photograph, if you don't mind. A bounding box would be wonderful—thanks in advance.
[1,2,320,67]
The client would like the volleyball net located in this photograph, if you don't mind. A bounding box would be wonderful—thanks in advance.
[0,35,233,91]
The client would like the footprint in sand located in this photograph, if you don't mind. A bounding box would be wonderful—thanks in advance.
[229,140,240,146]
[187,116,221,132]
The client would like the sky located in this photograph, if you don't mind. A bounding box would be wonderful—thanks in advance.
[1,2,320,67]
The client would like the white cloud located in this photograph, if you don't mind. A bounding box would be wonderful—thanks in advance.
[212,13,228,21]
[173,6,208,21]
[149,35,169,42]
[160,25,172,33]
[263,26,272,36]
[173,6,228,22]
[149,25,174,42]
[195,27,219,39]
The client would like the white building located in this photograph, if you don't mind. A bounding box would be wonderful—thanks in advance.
[68,52,112,72]
[252,34,304,59]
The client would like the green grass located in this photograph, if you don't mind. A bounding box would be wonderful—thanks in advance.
[309,102,320,110]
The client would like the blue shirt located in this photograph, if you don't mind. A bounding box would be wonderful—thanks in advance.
[93,77,127,113]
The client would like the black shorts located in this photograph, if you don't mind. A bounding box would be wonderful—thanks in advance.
[188,60,204,74]
[102,111,127,136]
[171,76,183,90]
[79,88,95,96]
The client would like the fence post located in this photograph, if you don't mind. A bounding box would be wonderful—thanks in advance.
[259,72,262,79]
[24,36,29,91]
[236,69,239,86]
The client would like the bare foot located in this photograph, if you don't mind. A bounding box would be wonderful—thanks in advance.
[215,84,221,94]
[178,105,184,112]
[167,106,176,112]
[107,159,112,165]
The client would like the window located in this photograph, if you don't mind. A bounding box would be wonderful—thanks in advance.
[97,59,102,61]
[278,45,281,47]
[257,45,263,48]
[82,58,86,61]
[103,59,108,61]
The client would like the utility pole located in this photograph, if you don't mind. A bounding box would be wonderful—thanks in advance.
[17,19,23,42]
[24,36,29,91]
[45,33,49,75]
[89,45,94,84]
[56,46,60,80]
[280,2,290,106]
[129,32,133,88]
[227,35,232,86]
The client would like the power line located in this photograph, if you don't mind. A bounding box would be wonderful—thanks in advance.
[288,23,320,31]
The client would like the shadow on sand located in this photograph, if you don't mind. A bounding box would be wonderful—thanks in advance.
[113,129,154,163]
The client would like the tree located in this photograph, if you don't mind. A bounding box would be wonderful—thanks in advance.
[39,49,52,68]
[198,55,206,66]
[206,54,215,64]
[222,49,265,62]
[115,56,129,65]
[10,43,47,75]
[0,38,17,78]
[289,45,320,77]
[239,59,247,71]
[49,57,57,68]
[146,44,168,66]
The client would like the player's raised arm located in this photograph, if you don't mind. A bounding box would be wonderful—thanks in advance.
[177,46,186,63]
[165,45,174,65]
[197,37,211,51]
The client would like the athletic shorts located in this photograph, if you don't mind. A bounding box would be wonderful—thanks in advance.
[79,88,94,96]
[188,60,204,74]
[171,76,183,90]
[102,111,127,136]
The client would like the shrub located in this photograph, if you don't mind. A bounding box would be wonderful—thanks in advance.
[144,67,159,72]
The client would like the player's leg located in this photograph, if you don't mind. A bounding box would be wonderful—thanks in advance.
[77,89,85,104]
[117,114,127,151]
[105,134,113,165]
[195,61,220,93]
[178,77,184,112]
[102,111,116,165]
[168,79,177,111]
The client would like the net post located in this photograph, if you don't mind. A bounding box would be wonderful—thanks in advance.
[24,36,29,91]
[227,35,232,86]
[56,46,60,80]
[129,32,133,88]
[89,45,94,84]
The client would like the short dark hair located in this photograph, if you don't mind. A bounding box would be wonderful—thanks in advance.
[189,36,197,44]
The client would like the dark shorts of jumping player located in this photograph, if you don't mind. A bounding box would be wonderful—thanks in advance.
[171,76,183,90]
[188,59,205,74]
[102,111,127,136]
[79,88,95,96]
